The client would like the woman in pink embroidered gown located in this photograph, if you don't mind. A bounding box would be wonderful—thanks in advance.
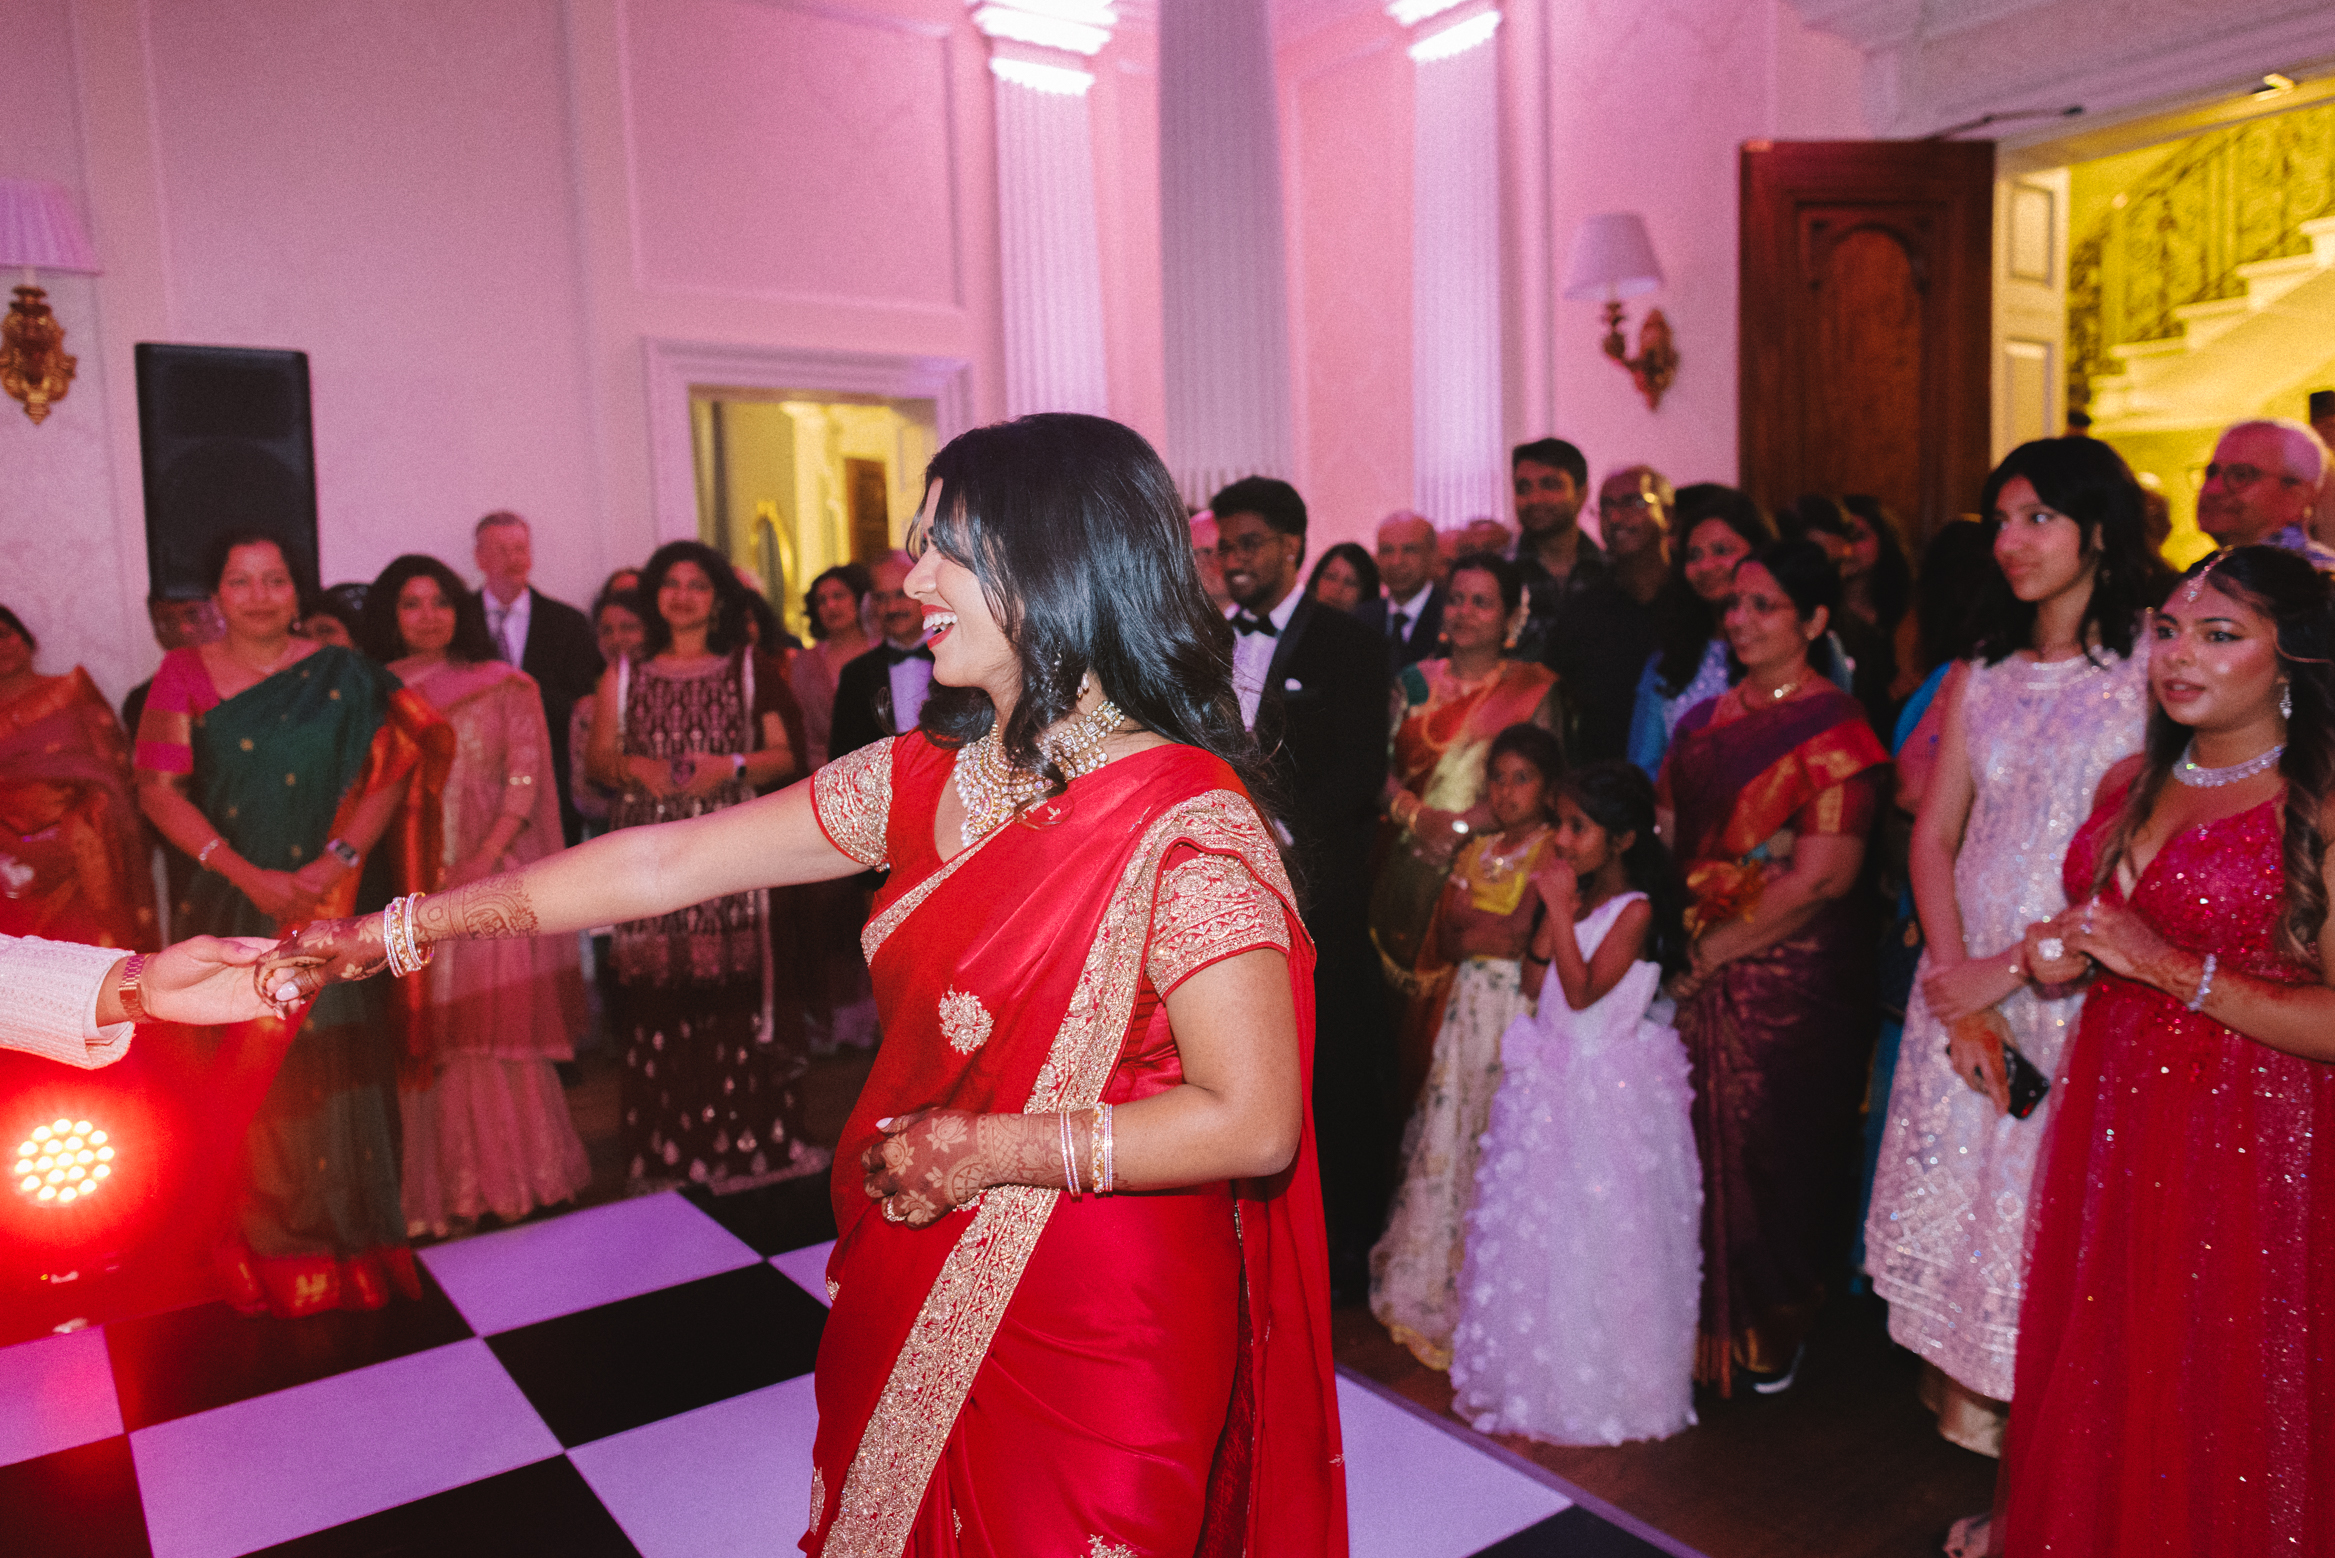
[277,413,1346,1556]
[2010,546,2335,1556]
[362,555,591,1234]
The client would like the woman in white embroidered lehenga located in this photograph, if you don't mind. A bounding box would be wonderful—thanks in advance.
[1449,761,1700,1445]
[1863,440,2154,1537]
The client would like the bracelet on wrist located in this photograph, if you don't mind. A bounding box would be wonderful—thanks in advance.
[2186,951,2217,1012]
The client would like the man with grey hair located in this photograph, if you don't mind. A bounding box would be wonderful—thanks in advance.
[1361,510,1444,669]
[474,510,603,841]
[2196,418,2335,569]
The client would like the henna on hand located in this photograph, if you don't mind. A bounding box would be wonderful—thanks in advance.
[260,913,388,993]
[858,1109,1070,1228]
[413,874,540,943]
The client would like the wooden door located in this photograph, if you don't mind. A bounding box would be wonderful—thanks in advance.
[846,458,891,562]
[1740,141,1996,543]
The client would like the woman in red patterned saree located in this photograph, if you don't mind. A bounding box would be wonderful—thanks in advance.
[280,414,1347,1557]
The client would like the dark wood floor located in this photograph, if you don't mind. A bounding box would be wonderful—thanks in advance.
[1334,1288,1997,1558]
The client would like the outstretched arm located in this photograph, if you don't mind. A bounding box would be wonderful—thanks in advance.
[274,775,862,982]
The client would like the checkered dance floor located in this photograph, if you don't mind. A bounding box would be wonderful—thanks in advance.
[3,1179,1690,1557]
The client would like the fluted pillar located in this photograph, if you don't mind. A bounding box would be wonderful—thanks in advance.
[1405,5,1504,525]
[1160,0,1293,504]
[974,5,1115,418]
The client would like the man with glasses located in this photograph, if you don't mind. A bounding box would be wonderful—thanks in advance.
[1210,475,1394,1305]
[2196,418,2335,569]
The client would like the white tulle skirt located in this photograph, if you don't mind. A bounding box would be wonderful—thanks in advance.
[1449,957,1703,1445]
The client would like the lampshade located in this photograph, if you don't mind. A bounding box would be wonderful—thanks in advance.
[1561,212,1660,300]
[0,179,100,274]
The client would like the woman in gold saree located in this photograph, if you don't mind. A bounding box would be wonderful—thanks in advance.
[278,414,1347,1556]
[1659,539,1888,1396]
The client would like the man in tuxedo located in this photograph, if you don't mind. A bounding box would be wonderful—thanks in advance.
[1212,475,1394,1303]
[475,511,602,844]
[1354,510,1444,671]
[829,552,934,758]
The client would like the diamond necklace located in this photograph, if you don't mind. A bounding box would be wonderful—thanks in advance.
[2171,740,2284,788]
[953,697,1125,845]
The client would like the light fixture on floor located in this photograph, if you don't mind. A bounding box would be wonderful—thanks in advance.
[0,177,101,425]
[15,1117,117,1207]
[1563,212,1678,412]
[2253,72,2298,99]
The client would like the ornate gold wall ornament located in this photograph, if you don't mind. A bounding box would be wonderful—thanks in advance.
[1,285,77,425]
[1602,302,1679,412]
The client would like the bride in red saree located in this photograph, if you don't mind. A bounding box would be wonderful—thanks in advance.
[278,413,1347,1558]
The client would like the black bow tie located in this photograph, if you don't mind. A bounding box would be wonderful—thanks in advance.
[883,643,934,665]
[1232,612,1279,638]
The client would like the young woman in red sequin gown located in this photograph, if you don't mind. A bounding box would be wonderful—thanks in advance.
[2008,546,2335,1556]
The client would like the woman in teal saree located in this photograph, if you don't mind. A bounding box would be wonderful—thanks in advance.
[137,530,449,1317]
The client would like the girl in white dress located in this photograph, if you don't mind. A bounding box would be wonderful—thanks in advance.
[1450,761,1702,1446]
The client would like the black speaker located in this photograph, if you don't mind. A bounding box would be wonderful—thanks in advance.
[135,344,319,601]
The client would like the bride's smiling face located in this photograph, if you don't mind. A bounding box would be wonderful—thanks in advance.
[906,490,1020,702]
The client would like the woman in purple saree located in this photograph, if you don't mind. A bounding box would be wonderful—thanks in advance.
[1659,541,1888,1395]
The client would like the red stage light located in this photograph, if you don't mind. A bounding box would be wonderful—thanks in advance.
[14,1117,116,1208]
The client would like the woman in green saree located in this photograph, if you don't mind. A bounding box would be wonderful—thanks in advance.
[136,529,449,1317]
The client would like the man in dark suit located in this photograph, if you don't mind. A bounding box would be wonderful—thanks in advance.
[829,552,934,759]
[1212,476,1394,1303]
[475,511,603,845]
[1353,510,1446,672]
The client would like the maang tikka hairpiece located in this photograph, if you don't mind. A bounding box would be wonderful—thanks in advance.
[2180,550,2227,607]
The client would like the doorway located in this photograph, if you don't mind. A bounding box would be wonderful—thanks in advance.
[689,392,938,642]
[1997,81,2335,563]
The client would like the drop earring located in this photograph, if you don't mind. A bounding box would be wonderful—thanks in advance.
[1078,670,1092,700]
[2281,682,2293,720]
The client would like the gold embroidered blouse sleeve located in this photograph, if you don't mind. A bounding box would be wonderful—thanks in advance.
[1145,851,1290,996]
[812,738,895,869]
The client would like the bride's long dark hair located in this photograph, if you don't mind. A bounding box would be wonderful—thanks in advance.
[915,413,1277,817]
[2089,545,2335,963]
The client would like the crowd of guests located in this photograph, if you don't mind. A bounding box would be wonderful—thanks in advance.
[5,407,2331,1554]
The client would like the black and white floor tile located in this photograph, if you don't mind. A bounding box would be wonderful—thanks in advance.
[1,1179,1693,1557]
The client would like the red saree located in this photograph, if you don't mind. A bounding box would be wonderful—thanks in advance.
[1661,686,1888,1393]
[803,735,1345,1558]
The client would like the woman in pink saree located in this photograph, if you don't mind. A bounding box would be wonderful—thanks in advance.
[278,413,1348,1558]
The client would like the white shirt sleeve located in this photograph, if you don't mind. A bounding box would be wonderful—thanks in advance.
[0,934,136,1069]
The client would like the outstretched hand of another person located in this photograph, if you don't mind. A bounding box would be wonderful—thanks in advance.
[131,936,324,1025]
[261,912,391,996]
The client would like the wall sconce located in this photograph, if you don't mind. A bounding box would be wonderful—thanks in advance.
[0,178,101,426]
[1562,212,1678,412]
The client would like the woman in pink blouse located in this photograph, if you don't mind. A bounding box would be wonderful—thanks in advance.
[361,555,590,1235]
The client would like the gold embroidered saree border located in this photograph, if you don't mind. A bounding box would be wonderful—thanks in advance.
[822,787,1288,1558]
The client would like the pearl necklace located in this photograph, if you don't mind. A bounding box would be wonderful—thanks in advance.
[2171,740,2284,789]
[953,698,1126,846]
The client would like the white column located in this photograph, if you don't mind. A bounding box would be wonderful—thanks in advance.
[1160,0,1293,505]
[973,6,1116,418]
[1405,6,1504,526]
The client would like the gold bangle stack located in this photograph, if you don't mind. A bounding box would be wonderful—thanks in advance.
[1057,1110,1083,1195]
[382,893,436,978]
